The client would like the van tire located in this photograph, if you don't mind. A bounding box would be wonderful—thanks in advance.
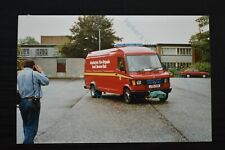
[90,85,102,98]
[90,85,96,98]
[123,88,132,104]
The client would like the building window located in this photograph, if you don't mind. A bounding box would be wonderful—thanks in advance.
[164,62,191,69]
[20,49,30,56]
[161,47,176,55]
[36,49,48,56]
[182,48,185,55]
[57,59,66,72]
[164,62,176,68]
[177,48,192,55]
[177,62,192,69]
[188,48,192,55]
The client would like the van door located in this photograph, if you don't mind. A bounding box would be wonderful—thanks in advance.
[113,57,128,94]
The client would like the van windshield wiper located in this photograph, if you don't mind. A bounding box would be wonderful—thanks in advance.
[142,67,163,71]
[152,67,163,71]
[143,68,153,71]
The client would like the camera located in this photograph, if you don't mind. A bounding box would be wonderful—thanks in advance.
[33,66,37,71]
[33,65,42,73]
[33,65,39,71]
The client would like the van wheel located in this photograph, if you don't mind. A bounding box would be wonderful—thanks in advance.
[90,85,102,98]
[159,93,168,102]
[123,88,132,104]
[90,85,96,98]
[203,74,206,78]
[186,74,190,78]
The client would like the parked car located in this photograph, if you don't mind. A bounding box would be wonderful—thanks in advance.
[178,68,209,78]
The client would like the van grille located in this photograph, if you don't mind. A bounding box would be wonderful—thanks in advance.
[146,79,163,85]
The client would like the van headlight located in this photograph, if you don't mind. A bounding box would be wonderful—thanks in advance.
[130,80,142,86]
[136,80,142,85]
[131,80,136,86]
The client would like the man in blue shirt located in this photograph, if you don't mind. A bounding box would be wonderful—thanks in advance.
[17,60,49,144]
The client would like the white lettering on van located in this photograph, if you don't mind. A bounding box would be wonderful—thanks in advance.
[90,59,110,69]
[90,61,99,65]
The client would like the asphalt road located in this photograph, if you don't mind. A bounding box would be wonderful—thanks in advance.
[16,78,211,143]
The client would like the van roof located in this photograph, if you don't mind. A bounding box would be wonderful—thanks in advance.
[87,46,156,57]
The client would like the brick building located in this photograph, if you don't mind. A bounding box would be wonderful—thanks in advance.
[41,35,70,45]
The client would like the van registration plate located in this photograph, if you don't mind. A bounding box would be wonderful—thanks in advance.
[149,84,160,88]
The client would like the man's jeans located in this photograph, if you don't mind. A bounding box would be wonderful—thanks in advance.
[19,98,40,144]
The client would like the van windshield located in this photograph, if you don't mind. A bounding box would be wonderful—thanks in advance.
[126,54,162,72]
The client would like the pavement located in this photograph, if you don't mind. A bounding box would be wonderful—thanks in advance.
[17,78,212,143]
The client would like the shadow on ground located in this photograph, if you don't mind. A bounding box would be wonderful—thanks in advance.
[100,94,168,105]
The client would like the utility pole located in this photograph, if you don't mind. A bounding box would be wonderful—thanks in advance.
[98,29,101,50]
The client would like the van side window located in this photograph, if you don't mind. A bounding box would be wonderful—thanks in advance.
[117,58,125,71]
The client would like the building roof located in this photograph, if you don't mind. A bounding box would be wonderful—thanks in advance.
[20,44,56,48]
[113,43,191,47]
[156,43,191,47]
[113,43,143,47]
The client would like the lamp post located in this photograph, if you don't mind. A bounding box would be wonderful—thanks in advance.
[84,37,89,52]
[98,29,101,50]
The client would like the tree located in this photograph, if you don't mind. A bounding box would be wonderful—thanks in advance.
[18,36,40,45]
[60,15,122,58]
[189,16,210,62]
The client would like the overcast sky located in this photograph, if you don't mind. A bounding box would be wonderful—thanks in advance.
[18,15,204,44]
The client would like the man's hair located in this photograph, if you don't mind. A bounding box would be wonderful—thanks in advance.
[23,60,35,68]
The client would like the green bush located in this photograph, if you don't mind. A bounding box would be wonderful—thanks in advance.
[17,60,23,71]
[168,68,180,77]
[191,62,211,74]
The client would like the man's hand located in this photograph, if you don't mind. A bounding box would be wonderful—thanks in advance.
[34,65,43,73]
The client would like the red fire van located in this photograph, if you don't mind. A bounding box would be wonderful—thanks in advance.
[84,47,172,103]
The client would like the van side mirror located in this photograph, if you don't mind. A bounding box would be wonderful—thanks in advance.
[117,66,126,73]
[117,58,126,72]
[119,66,125,72]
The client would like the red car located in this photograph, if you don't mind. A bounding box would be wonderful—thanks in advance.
[179,68,209,78]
